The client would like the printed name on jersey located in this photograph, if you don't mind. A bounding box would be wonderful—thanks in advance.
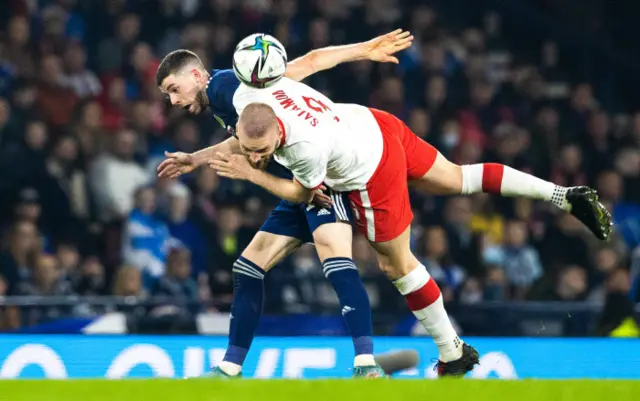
[272,90,319,127]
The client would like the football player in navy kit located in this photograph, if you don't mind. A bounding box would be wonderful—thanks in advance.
[157,30,419,378]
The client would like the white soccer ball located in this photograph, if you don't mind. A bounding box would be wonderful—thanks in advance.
[232,33,288,88]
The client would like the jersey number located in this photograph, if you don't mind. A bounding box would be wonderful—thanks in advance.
[302,96,340,123]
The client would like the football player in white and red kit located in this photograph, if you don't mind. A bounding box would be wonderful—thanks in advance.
[208,75,612,376]
[157,31,417,378]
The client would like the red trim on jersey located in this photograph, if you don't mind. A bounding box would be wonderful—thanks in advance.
[294,178,324,191]
[276,117,287,148]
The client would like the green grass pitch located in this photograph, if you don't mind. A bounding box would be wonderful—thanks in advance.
[0,379,638,401]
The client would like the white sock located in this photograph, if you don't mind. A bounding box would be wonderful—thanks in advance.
[461,163,570,211]
[354,354,377,367]
[219,361,242,376]
[393,265,463,362]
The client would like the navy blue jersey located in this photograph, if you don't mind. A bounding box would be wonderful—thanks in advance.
[205,69,292,179]
[206,69,241,137]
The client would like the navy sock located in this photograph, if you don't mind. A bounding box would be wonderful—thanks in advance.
[223,256,265,366]
[323,257,373,356]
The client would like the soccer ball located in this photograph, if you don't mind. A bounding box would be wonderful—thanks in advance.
[232,33,288,88]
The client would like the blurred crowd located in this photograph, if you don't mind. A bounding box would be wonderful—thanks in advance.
[0,0,638,333]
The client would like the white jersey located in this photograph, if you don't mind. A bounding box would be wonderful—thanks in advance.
[232,77,383,192]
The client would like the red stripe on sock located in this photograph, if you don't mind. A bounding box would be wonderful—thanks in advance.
[405,279,441,311]
[482,163,504,194]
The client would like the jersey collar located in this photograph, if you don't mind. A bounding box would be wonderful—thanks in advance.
[277,117,287,148]
[204,74,213,105]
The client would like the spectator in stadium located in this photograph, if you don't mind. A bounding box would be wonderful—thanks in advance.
[112,264,148,319]
[15,254,76,326]
[74,256,106,297]
[419,225,466,299]
[469,193,504,245]
[61,41,102,99]
[152,247,199,314]
[547,265,589,302]
[596,269,639,337]
[588,245,624,303]
[538,213,590,270]
[0,120,48,189]
[36,54,78,130]
[164,183,207,278]
[89,129,150,222]
[0,220,41,295]
[121,186,176,288]
[458,277,483,304]
[55,241,80,282]
[3,15,35,80]
[97,13,141,74]
[40,134,92,238]
[551,144,588,188]
[483,219,543,300]
[12,188,43,231]
[7,79,37,136]
[441,197,480,273]
[70,100,106,162]
[113,264,145,298]
[97,75,128,132]
[483,266,508,302]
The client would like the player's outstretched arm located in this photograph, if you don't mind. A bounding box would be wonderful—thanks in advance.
[252,172,313,204]
[211,153,313,204]
[284,29,413,82]
[157,137,241,179]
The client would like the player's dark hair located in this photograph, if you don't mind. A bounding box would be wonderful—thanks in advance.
[155,49,203,87]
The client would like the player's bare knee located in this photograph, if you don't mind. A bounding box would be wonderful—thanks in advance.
[371,232,420,280]
[376,256,398,279]
[312,222,352,262]
[376,256,415,281]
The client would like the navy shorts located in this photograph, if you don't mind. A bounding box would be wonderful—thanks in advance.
[259,190,353,243]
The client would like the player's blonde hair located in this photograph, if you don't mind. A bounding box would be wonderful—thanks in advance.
[238,103,278,139]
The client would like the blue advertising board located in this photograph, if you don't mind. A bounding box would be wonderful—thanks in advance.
[0,336,639,379]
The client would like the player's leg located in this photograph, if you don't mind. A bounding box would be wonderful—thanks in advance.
[305,190,382,377]
[348,117,477,376]
[216,201,305,377]
[401,125,612,240]
[369,226,479,376]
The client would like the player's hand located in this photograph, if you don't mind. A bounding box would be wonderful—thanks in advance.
[312,185,333,209]
[157,151,197,179]
[210,152,255,181]
[363,29,414,64]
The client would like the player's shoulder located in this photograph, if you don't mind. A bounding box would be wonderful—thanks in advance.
[207,69,240,99]
[210,68,237,83]
[232,81,276,108]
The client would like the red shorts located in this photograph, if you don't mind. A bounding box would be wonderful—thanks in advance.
[348,108,438,242]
